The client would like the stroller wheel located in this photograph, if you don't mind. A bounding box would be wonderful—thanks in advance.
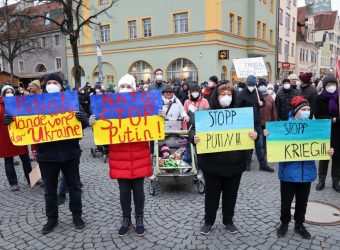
[103,155,107,163]
[149,180,155,196]
[91,148,96,158]
[197,180,205,194]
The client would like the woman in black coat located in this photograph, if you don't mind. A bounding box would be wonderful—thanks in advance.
[189,82,257,235]
[314,75,340,193]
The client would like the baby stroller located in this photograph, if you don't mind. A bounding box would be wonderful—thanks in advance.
[90,145,109,163]
[149,130,205,196]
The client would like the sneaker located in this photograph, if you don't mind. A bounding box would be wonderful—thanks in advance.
[224,223,239,234]
[118,217,132,237]
[136,217,145,236]
[10,185,19,192]
[200,224,213,235]
[73,216,85,229]
[277,223,288,237]
[57,194,66,206]
[294,224,311,239]
[260,166,275,172]
[41,220,58,235]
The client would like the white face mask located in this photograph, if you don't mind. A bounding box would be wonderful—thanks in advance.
[155,75,163,81]
[46,84,61,93]
[191,92,200,99]
[283,83,291,90]
[326,85,337,94]
[5,93,14,97]
[247,86,255,92]
[208,81,214,88]
[119,87,133,93]
[219,95,232,107]
[95,89,101,93]
[267,89,274,95]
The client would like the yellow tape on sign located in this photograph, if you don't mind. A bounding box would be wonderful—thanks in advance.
[196,129,254,154]
[93,115,165,145]
[8,112,83,145]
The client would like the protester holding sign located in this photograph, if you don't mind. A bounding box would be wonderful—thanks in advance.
[189,82,257,235]
[275,96,334,239]
[314,75,340,193]
[89,74,153,237]
[0,85,32,191]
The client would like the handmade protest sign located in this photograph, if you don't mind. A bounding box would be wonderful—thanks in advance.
[195,107,254,154]
[266,119,331,162]
[90,90,165,145]
[4,91,82,145]
[233,57,268,78]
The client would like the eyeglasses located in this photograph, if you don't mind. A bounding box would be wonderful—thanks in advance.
[267,88,274,90]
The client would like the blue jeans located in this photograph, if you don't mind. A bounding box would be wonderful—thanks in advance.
[246,125,267,167]
[4,153,32,186]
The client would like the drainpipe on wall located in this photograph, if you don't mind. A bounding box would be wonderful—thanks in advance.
[275,0,280,81]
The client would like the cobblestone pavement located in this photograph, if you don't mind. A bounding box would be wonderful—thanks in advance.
[0,128,340,250]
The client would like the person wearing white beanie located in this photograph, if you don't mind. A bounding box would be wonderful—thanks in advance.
[1,85,15,97]
[267,83,276,101]
[118,74,136,92]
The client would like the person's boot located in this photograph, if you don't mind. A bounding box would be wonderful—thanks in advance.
[260,165,275,172]
[41,220,58,235]
[315,177,326,191]
[118,217,132,237]
[277,223,288,237]
[332,180,340,193]
[10,184,19,192]
[294,223,311,239]
[136,216,145,236]
[73,215,85,229]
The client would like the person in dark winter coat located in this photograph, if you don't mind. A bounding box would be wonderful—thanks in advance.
[275,79,299,121]
[1,85,32,192]
[235,75,274,172]
[203,75,218,102]
[314,75,340,193]
[275,96,334,239]
[299,72,318,113]
[176,81,189,105]
[149,68,166,90]
[190,82,258,235]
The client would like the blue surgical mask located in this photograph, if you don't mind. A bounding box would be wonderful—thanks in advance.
[298,111,311,120]
[259,86,267,93]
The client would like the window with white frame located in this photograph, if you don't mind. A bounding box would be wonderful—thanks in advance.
[291,43,295,57]
[284,40,290,62]
[41,37,46,48]
[270,29,274,44]
[292,17,296,32]
[100,25,110,42]
[279,9,283,24]
[142,18,152,37]
[44,12,50,26]
[54,34,60,46]
[286,0,291,9]
[173,12,188,34]
[279,38,282,53]
[18,61,24,72]
[237,16,243,36]
[229,13,235,33]
[285,13,290,36]
[55,58,62,70]
[128,20,137,39]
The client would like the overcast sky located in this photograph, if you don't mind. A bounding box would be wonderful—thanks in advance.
[298,0,340,11]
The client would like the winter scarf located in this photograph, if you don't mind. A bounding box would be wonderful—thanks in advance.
[322,89,339,116]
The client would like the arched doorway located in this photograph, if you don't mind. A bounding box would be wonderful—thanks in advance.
[128,60,153,83]
[266,62,272,83]
[92,62,116,88]
[166,58,198,82]
[34,63,47,73]
[230,64,238,85]
[71,66,86,88]
[221,66,227,81]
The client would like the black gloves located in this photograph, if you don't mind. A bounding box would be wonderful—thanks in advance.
[75,111,86,122]
[3,114,14,125]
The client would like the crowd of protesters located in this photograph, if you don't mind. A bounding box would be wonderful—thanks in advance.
[0,68,339,240]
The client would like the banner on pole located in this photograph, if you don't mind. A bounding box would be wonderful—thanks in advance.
[4,91,82,145]
[90,90,165,145]
[195,107,254,154]
[305,0,332,16]
[266,120,331,162]
[233,57,268,78]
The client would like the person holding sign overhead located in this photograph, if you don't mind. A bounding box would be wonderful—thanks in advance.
[314,75,340,193]
[274,96,334,239]
[189,82,258,235]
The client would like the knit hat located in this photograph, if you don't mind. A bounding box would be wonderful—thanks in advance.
[299,72,313,84]
[94,84,101,90]
[322,75,338,88]
[178,138,188,147]
[162,84,175,92]
[118,74,136,91]
[189,83,201,92]
[1,85,15,96]
[246,75,257,86]
[238,82,246,89]
[291,96,310,116]
[288,74,299,80]
[108,82,114,89]
[160,145,171,154]
[258,78,267,87]
[45,73,63,86]
[28,80,41,90]
[282,79,290,84]
[209,76,218,84]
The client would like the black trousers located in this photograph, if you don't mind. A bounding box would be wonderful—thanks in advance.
[118,178,145,218]
[4,153,32,185]
[280,181,311,225]
[318,157,340,183]
[203,173,242,225]
[39,158,82,222]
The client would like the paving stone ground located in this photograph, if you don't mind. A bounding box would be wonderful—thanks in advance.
[0,128,340,250]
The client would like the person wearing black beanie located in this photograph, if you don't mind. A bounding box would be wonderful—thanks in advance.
[203,76,218,101]
[275,79,299,121]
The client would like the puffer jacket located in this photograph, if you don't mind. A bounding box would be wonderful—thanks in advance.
[278,161,317,183]
[109,142,152,179]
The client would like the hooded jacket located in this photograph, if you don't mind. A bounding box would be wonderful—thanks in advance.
[275,88,299,121]
[189,83,247,177]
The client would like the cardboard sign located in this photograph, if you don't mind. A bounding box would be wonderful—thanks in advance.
[90,90,165,145]
[29,165,42,188]
[233,57,268,78]
[4,92,83,145]
[266,120,331,162]
[195,107,254,154]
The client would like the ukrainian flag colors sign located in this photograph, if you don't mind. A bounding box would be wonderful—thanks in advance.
[90,90,165,145]
[4,91,82,145]
[266,119,331,162]
[195,107,254,154]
